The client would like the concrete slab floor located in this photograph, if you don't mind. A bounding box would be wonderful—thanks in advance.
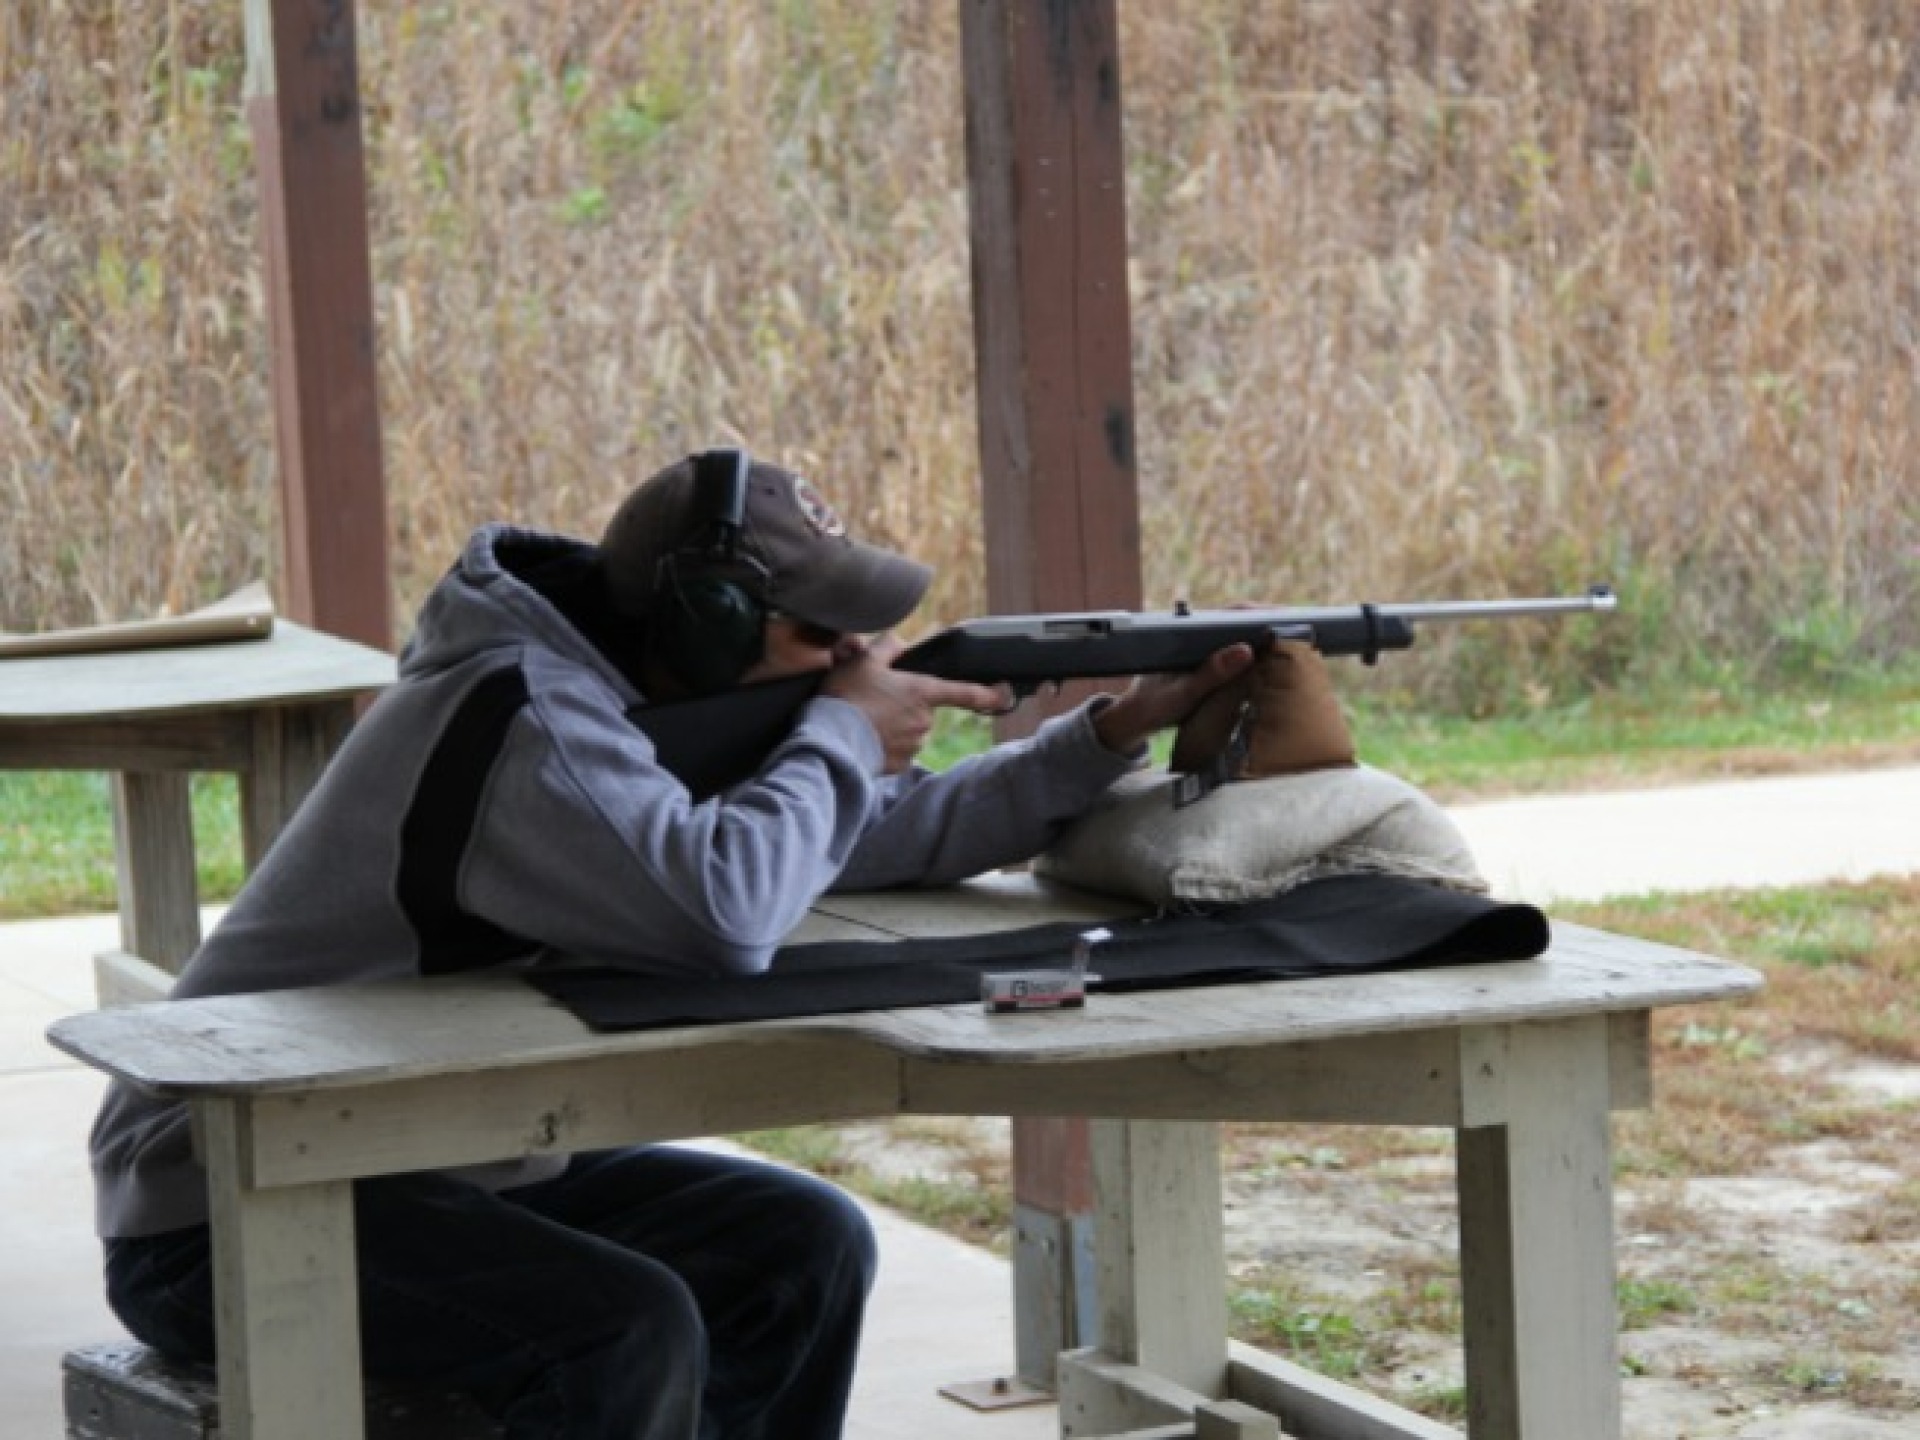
[0,1064,121,1439]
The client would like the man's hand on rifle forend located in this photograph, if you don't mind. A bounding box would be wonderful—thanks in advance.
[1091,641,1258,757]
[820,633,1012,774]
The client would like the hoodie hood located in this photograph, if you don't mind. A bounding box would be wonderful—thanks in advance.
[401,525,649,700]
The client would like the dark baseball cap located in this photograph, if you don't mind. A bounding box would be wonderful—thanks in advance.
[599,454,932,634]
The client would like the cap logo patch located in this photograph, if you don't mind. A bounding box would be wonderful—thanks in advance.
[791,475,847,538]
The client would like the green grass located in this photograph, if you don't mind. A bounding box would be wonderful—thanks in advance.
[1227,1279,1381,1381]
[1350,675,1920,801]
[1,771,243,919]
[1618,1276,1697,1329]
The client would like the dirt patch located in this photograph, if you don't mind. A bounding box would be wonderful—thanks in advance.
[1217,1103,1920,1437]
[804,1052,1920,1437]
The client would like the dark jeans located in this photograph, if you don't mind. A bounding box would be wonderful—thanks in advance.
[104,1146,878,1440]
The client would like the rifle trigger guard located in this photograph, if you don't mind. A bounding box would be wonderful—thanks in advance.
[1360,602,1382,665]
[987,683,1029,716]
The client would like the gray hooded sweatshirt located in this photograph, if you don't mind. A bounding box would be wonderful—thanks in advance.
[89,525,1142,1237]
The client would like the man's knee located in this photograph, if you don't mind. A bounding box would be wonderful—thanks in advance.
[515,1259,708,1438]
[777,1171,879,1294]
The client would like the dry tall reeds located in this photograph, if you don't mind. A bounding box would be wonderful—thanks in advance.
[4,2,1916,707]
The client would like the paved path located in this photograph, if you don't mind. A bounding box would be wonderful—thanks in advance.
[5,767,1918,1438]
[1451,766,1920,904]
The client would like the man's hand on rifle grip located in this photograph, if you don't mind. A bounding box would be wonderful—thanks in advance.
[1090,640,1258,757]
[820,633,1013,774]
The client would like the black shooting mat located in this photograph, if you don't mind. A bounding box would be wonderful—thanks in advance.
[527,873,1551,1033]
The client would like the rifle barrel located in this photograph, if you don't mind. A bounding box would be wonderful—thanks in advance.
[1373,584,1618,626]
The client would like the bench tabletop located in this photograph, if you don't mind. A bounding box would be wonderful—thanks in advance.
[46,876,1762,1096]
[0,620,395,723]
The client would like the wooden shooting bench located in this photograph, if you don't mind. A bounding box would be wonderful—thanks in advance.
[47,873,1762,1440]
[0,623,394,1005]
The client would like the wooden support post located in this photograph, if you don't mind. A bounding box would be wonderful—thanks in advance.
[1011,1115,1100,1385]
[199,1099,364,1440]
[1456,1018,1623,1439]
[108,771,201,973]
[960,0,1141,1386]
[243,0,394,652]
[1090,1120,1229,1398]
[961,0,1142,655]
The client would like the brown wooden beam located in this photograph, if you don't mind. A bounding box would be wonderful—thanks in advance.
[959,0,1142,1388]
[244,0,393,651]
[962,0,1142,631]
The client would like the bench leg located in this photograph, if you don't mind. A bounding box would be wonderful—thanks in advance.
[1456,1016,1622,1440]
[1057,1122,1231,1437]
[198,1099,364,1440]
[110,770,201,977]
[1089,1119,1228,1397]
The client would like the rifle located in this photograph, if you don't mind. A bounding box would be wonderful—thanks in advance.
[631,586,1617,798]
[892,586,1618,699]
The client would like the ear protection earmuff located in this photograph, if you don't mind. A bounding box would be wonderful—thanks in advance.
[647,449,773,695]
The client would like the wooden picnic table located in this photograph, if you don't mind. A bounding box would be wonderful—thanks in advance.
[47,874,1762,1440]
[0,621,395,1002]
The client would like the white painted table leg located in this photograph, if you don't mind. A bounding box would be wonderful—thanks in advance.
[1090,1118,1228,1394]
[1059,1119,1228,1435]
[1457,1016,1622,1440]
[198,1098,365,1440]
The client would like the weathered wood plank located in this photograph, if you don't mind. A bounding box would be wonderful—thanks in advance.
[94,950,179,1009]
[200,1100,363,1440]
[1456,1017,1622,1439]
[1058,1348,1196,1437]
[906,1028,1472,1126]
[1226,1341,1461,1439]
[111,771,202,972]
[235,1041,903,1190]
[45,908,1760,1097]
[0,714,255,772]
[1195,1400,1283,1440]
[1091,1120,1228,1398]
[0,622,393,723]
